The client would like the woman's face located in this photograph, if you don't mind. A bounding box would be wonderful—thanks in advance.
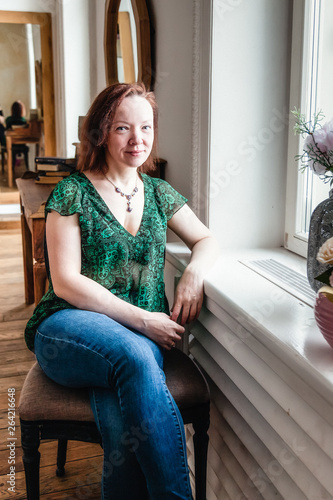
[106,95,154,172]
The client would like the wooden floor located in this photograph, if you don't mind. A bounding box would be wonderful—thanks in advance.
[0,228,103,499]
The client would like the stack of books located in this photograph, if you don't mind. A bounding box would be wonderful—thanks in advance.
[35,157,77,184]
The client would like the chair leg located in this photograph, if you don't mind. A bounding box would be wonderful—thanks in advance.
[20,420,41,500]
[12,151,16,170]
[192,403,210,500]
[24,150,29,170]
[56,439,68,477]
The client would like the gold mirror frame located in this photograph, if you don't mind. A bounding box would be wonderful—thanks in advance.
[0,10,56,156]
[104,0,153,89]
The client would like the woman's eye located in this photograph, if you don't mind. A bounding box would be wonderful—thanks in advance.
[116,126,127,131]
[142,125,151,130]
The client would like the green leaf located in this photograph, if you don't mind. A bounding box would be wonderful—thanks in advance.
[315,267,333,286]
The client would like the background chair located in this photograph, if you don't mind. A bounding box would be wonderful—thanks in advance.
[5,121,41,187]
[12,144,30,169]
[7,124,30,170]
[19,347,210,500]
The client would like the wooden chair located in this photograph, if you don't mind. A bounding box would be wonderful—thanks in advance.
[5,121,42,187]
[19,346,210,500]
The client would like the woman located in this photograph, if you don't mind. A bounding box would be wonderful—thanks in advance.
[5,100,27,129]
[25,83,219,499]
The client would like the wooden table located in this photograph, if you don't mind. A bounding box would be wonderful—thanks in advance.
[6,121,42,188]
[16,178,53,305]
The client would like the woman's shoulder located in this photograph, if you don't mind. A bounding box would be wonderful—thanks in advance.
[46,172,86,215]
[141,174,187,219]
[5,116,26,128]
[49,171,83,193]
[141,173,171,191]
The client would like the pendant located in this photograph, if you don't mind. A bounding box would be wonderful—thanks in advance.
[104,174,138,213]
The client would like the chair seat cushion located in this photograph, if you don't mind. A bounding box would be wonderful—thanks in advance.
[19,363,95,422]
[19,349,209,422]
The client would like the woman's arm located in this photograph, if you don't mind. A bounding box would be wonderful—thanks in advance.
[46,210,184,349]
[167,204,220,325]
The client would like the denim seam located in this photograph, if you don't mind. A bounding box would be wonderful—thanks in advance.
[157,369,193,498]
[114,362,192,499]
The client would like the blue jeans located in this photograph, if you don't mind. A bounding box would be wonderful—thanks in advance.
[34,309,193,500]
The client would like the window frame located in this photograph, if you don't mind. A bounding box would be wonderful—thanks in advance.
[285,0,330,258]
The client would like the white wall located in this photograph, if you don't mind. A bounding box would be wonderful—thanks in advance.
[149,0,194,203]
[209,0,292,249]
[0,23,30,117]
[151,0,292,251]
[61,0,91,156]
[92,0,107,98]
[0,0,41,12]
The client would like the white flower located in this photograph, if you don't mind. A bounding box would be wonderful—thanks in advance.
[293,109,333,182]
[303,120,333,175]
[317,237,333,264]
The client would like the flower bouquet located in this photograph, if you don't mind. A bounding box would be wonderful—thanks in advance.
[292,108,333,184]
[292,109,333,291]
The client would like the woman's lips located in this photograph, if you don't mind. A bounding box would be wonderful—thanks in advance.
[127,150,145,156]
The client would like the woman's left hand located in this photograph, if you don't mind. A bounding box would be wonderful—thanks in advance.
[170,265,204,326]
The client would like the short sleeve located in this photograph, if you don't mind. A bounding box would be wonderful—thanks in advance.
[45,177,83,217]
[154,179,188,221]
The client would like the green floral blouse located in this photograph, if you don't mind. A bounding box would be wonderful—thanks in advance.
[25,172,187,351]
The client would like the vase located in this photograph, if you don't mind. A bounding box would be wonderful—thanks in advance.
[307,189,333,292]
[314,286,333,348]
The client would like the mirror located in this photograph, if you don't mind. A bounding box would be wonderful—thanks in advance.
[104,0,153,89]
[0,11,56,157]
[0,23,41,120]
[117,1,138,83]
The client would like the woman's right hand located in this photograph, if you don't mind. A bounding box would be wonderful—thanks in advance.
[141,312,185,350]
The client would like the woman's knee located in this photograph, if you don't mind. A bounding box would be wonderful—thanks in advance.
[116,341,164,385]
[34,329,112,388]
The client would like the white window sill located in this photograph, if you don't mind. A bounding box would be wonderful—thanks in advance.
[166,243,333,411]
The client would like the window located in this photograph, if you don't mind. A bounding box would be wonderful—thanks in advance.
[285,0,333,257]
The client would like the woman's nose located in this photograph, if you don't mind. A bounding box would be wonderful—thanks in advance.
[129,130,143,145]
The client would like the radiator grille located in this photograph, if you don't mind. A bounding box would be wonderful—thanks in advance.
[240,258,316,307]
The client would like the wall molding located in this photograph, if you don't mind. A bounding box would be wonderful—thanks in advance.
[190,0,212,224]
[52,1,67,156]
[190,0,201,215]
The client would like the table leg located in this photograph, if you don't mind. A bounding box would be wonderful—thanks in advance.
[33,263,47,305]
[20,202,35,304]
[6,137,13,188]
[31,218,47,305]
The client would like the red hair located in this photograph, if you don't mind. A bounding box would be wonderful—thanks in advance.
[77,82,158,174]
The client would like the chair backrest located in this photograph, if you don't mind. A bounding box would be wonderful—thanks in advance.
[11,124,29,130]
